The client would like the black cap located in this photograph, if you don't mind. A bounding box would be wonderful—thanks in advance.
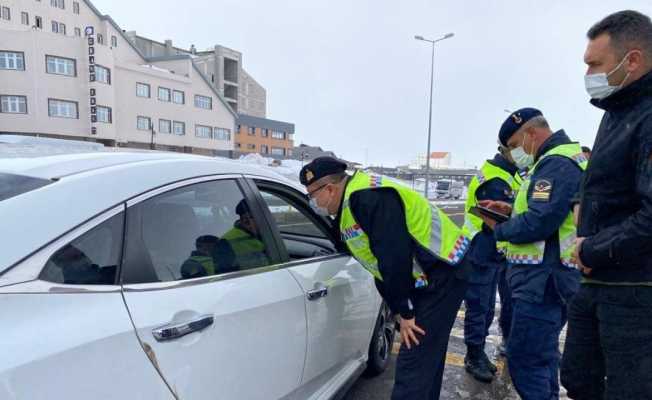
[196,235,219,247]
[499,107,543,146]
[299,157,347,186]
[235,200,251,216]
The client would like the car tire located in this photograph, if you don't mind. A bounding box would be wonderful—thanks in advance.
[364,302,396,377]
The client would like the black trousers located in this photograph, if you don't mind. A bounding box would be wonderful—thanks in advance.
[391,262,468,400]
[561,284,652,400]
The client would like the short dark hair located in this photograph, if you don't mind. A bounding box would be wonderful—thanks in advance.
[587,10,652,57]
[581,146,592,153]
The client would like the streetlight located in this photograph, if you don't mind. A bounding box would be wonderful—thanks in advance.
[150,121,156,150]
[415,32,454,200]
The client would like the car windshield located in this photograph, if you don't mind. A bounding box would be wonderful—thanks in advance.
[0,173,52,202]
[436,181,450,190]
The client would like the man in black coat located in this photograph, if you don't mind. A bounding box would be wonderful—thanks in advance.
[561,10,652,400]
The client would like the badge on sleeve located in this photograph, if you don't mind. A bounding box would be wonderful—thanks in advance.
[532,179,553,202]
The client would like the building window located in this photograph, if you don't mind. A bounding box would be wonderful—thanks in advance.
[271,147,286,156]
[235,143,241,148]
[35,16,42,29]
[172,90,184,105]
[195,125,212,139]
[21,12,28,25]
[111,35,117,48]
[51,21,66,35]
[261,145,268,154]
[194,95,212,110]
[137,116,151,131]
[0,95,27,114]
[271,130,286,140]
[74,27,81,37]
[73,1,79,14]
[159,119,171,134]
[51,0,65,9]
[173,121,185,136]
[213,127,231,141]
[247,144,256,150]
[136,83,150,98]
[1,6,10,21]
[97,34,104,45]
[0,51,25,70]
[46,55,76,76]
[247,126,255,135]
[48,99,78,119]
[261,128,269,137]
[95,65,110,84]
[235,124,241,134]
[96,105,112,123]
[158,87,171,102]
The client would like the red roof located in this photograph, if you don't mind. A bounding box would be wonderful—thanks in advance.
[430,152,450,159]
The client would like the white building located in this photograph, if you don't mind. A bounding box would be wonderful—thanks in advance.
[0,0,236,155]
[409,151,452,170]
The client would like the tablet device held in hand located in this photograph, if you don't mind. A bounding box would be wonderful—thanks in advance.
[469,206,510,223]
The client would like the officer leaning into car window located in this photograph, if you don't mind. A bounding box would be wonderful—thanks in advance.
[299,156,471,400]
[477,108,585,400]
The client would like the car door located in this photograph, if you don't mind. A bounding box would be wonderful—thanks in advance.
[0,206,173,400]
[248,178,380,395]
[119,177,308,400]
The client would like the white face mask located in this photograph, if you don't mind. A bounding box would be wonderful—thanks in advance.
[309,197,331,217]
[584,52,632,100]
[510,134,534,170]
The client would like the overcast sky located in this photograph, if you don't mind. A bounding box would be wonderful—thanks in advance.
[94,0,652,168]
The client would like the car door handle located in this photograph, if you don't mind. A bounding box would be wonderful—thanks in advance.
[152,314,214,342]
[307,286,328,301]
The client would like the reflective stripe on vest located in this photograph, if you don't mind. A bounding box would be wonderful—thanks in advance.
[506,143,588,267]
[462,161,520,241]
[339,171,469,288]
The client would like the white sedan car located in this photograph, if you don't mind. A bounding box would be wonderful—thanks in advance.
[0,151,395,400]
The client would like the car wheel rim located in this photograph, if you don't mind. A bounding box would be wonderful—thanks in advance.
[376,315,389,361]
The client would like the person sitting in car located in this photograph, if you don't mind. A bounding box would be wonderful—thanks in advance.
[180,235,219,279]
[216,200,269,271]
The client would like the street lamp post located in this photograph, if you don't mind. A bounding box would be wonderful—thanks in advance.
[150,121,156,150]
[415,32,454,200]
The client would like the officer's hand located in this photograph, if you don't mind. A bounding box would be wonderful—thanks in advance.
[478,200,512,215]
[479,214,497,230]
[399,317,425,350]
[572,237,592,275]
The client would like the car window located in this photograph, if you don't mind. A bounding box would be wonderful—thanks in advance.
[122,179,272,284]
[258,189,341,261]
[260,191,326,239]
[40,212,124,285]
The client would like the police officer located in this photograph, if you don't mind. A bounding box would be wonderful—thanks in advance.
[461,149,519,383]
[299,157,471,400]
[219,200,269,270]
[478,108,585,400]
[180,235,219,279]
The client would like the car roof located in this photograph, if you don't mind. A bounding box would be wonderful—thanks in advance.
[0,151,304,275]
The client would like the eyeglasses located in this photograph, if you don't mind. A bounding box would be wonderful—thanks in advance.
[307,182,330,199]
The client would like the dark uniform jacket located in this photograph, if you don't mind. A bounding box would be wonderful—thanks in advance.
[467,153,519,284]
[335,185,469,320]
[494,131,583,304]
[578,70,652,284]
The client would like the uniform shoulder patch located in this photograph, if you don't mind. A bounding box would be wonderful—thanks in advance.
[532,179,553,202]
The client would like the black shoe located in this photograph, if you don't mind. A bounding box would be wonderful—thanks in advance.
[464,350,494,383]
[481,351,498,374]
